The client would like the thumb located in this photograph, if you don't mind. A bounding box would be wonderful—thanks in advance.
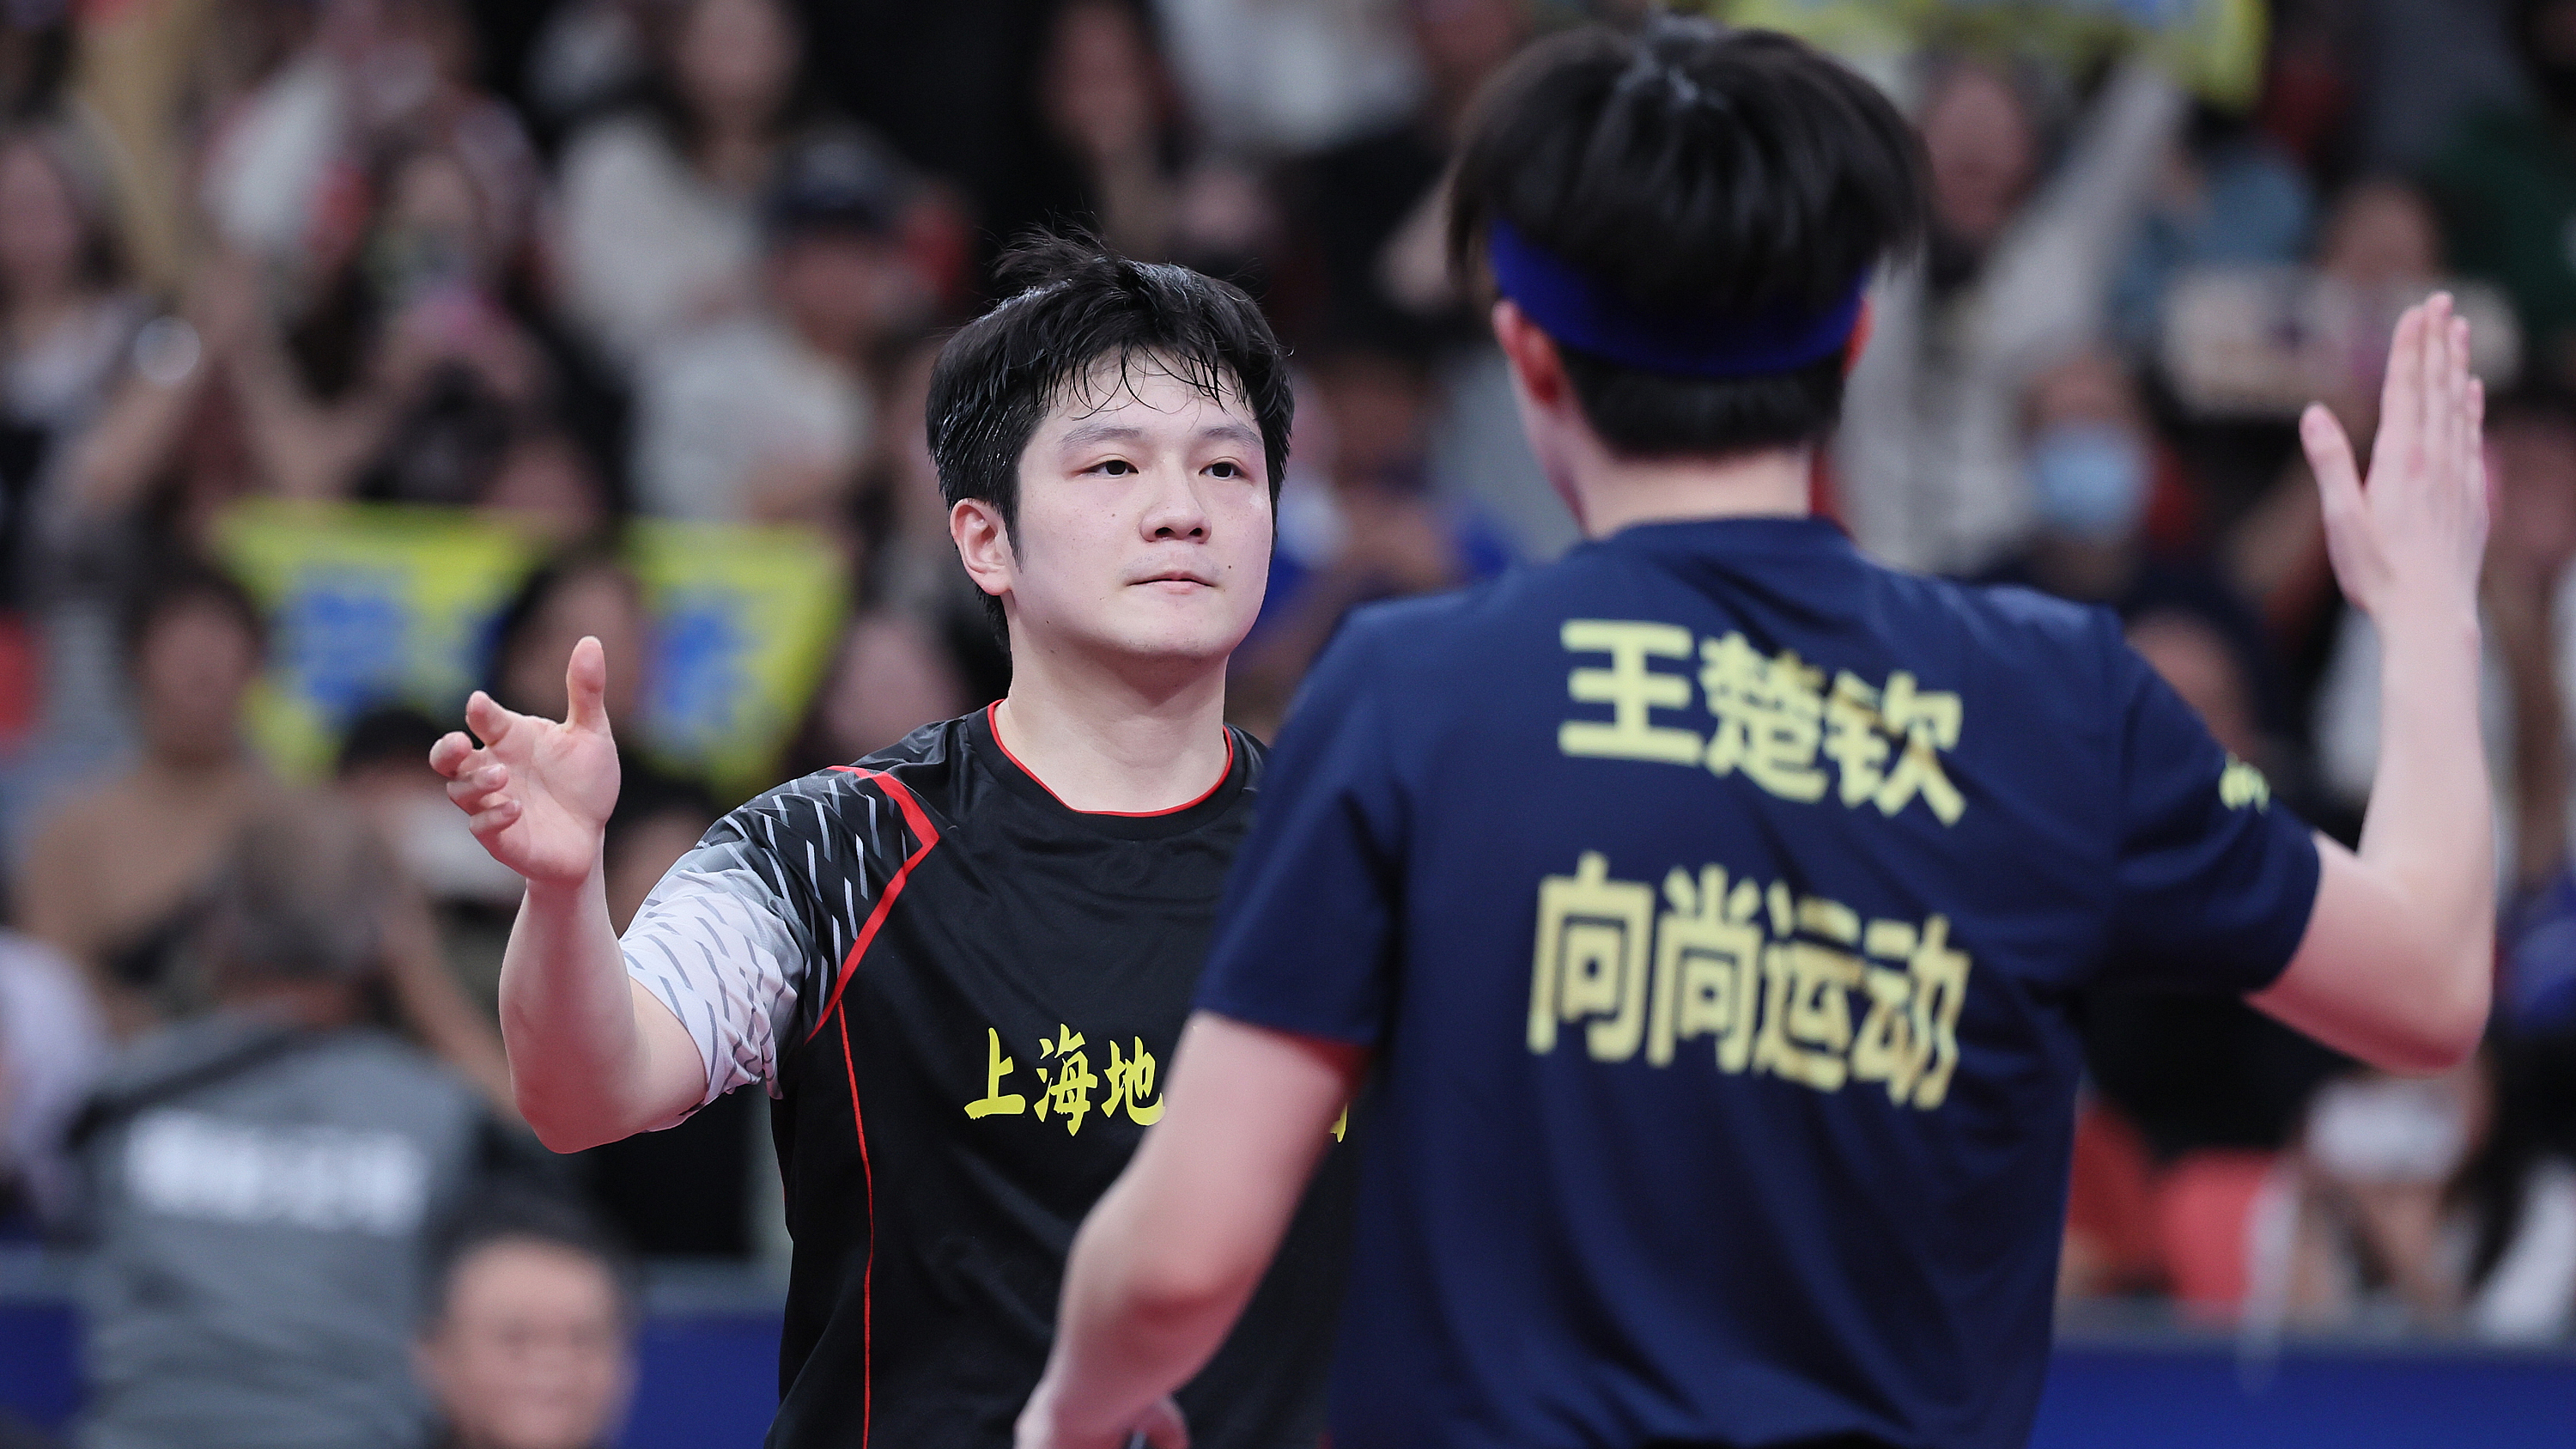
[2301,403,2365,525]
[564,636,613,736]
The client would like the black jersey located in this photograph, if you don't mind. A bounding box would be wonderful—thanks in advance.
[622,706,1350,1449]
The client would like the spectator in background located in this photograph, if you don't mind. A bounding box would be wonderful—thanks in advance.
[1297,0,1529,354]
[2109,102,2317,358]
[1836,52,2185,575]
[853,332,1011,704]
[70,797,548,1449]
[630,131,923,530]
[1030,0,1275,282]
[478,423,613,547]
[1978,345,2286,741]
[488,545,653,737]
[0,121,149,612]
[2427,0,2576,393]
[15,563,266,1037]
[2274,1054,2576,1341]
[416,1193,639,1449]
[2483,391,2576,1160]
[2075,607,2343,1168]
[781,609,969,776]
[552,0,817,372]
[0,113,170,818]
[334,705,522,1036]
[328,708,518,1117]
[196,135,556,506]
[1229,345,1509,736]
[1037,0,1184,264]
[0,922,107,1233]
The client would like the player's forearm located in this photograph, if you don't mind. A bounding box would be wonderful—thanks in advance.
[1025,1174,1255,1444]
[496,861,659,1151]
[2358,603,2494,1042]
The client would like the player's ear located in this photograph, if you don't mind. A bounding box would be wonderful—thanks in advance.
[951,497,1015,602]
[1493,299,1569,411]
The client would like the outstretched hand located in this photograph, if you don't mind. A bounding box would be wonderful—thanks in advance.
[2302,292,2489,625]
[429,636,622,888]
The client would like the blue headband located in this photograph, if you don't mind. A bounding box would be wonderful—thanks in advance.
[1486,218,1868,379]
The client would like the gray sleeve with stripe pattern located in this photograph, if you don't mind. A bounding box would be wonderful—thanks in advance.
[621,834,816,1109]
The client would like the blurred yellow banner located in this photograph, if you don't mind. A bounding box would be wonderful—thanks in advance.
[212,500,846,801]
[1713,0,2268,107]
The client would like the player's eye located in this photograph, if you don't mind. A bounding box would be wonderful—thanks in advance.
[1206,460,1243,479]
[1091,458,1138,477]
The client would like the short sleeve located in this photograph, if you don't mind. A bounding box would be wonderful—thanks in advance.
[2100,627,2321,992]
[622,818,817,1111]
[1195,615,1407,1045]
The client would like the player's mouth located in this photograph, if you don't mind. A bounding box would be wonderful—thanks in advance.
[1133,569,1216,592]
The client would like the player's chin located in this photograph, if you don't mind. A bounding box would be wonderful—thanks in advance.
[1101,595,1256,661]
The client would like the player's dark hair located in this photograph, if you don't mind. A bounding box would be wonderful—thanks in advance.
[1448,19,1927,458]
[926,232,1292,637]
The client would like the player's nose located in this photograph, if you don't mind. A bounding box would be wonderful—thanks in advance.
[1139,465,1212,541]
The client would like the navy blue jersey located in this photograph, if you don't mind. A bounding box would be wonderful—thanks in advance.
[1196,517,2320,1449]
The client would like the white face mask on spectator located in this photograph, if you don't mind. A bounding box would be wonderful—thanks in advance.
[2025,422,2148,544]
[2306,1075,2474,1184]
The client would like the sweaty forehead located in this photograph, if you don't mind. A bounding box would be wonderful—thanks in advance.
[1037,347,1256,437]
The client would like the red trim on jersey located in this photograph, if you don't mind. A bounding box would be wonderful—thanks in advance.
[805,767,942,1044]
[835,1003,874,1449]
[983,702,1234,817]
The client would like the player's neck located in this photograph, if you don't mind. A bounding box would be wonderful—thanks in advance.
[1567,444,1813,539]
[990,651,1232,814]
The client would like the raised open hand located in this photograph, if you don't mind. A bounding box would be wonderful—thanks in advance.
[429,636,622,888]
[2302,292,2490,624]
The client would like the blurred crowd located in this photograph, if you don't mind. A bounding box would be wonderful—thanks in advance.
[0,0,2574,1441]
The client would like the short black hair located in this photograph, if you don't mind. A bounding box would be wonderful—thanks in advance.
[119,557,267,669]
[1449,19,1927,458]
[925,233,1292,637]
[423,1187,643,1334]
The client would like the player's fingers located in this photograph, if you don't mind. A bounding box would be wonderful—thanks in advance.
[2301,404,2365,524]
[428,730,477,778]
[447,781,508,819]
[467,796,522,837]
[2436,311,2470,471]
[2470,376,2494,522]
[563,636,612,736]
[464,689,514,749]
[2374,301,2427,470]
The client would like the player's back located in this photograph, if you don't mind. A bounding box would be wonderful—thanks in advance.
[1201,514,2317,1449]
